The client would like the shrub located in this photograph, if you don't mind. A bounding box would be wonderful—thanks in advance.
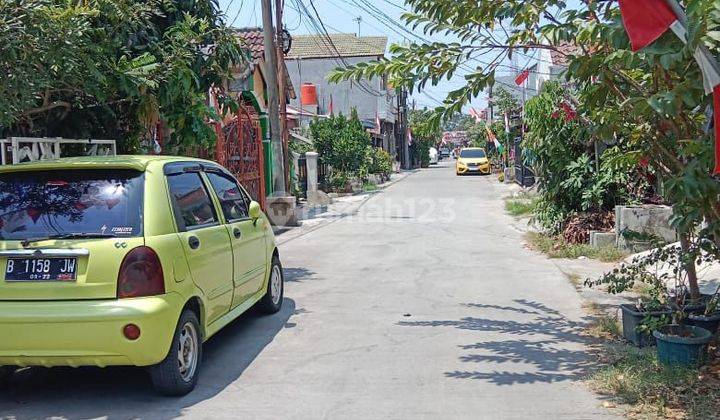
[369,148,393,178]
[329,171,351,192]
[524,82,638,232]
[310,109,371,178]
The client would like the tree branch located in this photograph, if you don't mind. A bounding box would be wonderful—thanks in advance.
[22,101,71,116]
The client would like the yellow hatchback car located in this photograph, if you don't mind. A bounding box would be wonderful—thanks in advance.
[456,148,491,175]
[0,156,283,395]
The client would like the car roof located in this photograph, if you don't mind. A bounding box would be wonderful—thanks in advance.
[0,155,213,173]
[461,147,485,151]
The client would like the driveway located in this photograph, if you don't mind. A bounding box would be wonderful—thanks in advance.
[0,161,616,419]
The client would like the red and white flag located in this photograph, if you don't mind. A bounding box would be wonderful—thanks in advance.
[328,95,334,115]
[407,127,413,145]
[619,0,720,173]
[514,69,530,86]
[375,112,381,132]
[619,0,676,52]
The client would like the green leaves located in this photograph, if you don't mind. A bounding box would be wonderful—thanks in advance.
[524,81,638,231]
[0,0,241,153]
[309,112,372,177]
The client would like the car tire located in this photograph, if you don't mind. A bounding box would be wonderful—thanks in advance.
[255,254,284,314]
[149,310,202,397]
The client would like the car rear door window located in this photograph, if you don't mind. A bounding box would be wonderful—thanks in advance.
[167,172,218,230]
[0,169,144,240]
[205,172,250,221]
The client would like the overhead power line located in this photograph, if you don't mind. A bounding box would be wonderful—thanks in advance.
[291,0,383,96]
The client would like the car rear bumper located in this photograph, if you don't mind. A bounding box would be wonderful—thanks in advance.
[0,293,184,367]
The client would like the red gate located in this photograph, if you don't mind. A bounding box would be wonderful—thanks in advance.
[214,104,266,210]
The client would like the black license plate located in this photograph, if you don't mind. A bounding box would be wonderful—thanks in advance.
[5,258,77,281]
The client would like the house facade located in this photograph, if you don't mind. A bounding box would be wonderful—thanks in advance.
[226,27,296,196]
[285,33,406,164]
[486,44,579,122]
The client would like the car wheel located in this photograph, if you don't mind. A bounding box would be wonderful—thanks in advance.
[149,310,202,396]
[256,254,284,314]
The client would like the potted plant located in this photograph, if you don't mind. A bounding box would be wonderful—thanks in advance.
[653,324,713,366]
[587,247,673,347]
[686,285,720,336]
[587,241,715,362]
[620,299,672,347]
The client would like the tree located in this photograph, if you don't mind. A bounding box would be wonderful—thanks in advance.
[492,87,519,117]
[442,113,474,132]
[0,0,242,153]
[409,108,441,166]
[466,120,488,148]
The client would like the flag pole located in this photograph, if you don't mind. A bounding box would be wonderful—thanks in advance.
[521,77,527,148]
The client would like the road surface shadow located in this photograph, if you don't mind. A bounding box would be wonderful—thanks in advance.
[0,298,296,419]
[399,299,599,386]
[284,266,316,283]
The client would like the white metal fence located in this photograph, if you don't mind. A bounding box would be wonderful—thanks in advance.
[0,137,117,165]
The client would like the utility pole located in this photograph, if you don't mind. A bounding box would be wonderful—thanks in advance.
[275,0,290,192]
[353,16,362,36]
[261,0,285,195]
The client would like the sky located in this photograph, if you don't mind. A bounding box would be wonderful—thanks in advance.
[218,0,581,112]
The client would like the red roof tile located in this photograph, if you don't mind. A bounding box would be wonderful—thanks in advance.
[235,27,266,63]
[234,27,296,99]
[550,43,583,66]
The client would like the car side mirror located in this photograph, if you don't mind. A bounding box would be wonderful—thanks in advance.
[249,201,261,225]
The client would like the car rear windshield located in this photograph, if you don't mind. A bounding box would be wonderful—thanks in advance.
[0,169,144,240]
[460,149,486,158]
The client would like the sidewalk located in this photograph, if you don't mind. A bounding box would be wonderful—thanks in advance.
[503,182,720,316]
[273,169,417,245]
[500,183,657,315]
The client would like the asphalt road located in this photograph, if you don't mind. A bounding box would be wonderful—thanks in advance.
[0,161,617,419]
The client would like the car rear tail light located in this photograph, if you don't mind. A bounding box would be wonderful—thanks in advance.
[117,246,165,298]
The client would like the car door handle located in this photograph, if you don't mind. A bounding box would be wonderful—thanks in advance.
[188,236,200,249]
[233,228,242,239]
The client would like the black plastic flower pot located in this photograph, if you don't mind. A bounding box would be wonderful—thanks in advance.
[686,312,720,336]
[682,293,713,315]
[653,325,713,367]
[620,304,671,348]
